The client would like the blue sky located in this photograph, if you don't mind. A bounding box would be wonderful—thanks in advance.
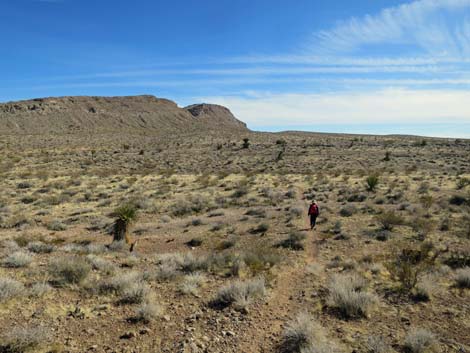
[1,0,470,137]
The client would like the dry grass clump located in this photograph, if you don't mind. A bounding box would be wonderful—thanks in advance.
[211,277,266,311]
[404,329,439,353]
[26,241,54,253]
[46,219,67,231]
[120,281,151,304]
[86,254,116,275]
[0,326,48,353]
[99,271,142,294]
[29,282,52,297]
[134,298,163,323]
[328,273,378,318]
[48,256,91,285]
[412,276,437,301]
[0,278,25,302]
[179,272,206,295]
[281,312,340,353]
[455,267,470,288]
[2,251,33,268]
[366,336,394,353]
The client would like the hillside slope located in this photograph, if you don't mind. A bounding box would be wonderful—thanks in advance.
[0,95,248,135]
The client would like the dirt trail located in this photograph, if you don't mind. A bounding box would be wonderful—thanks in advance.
[237,188,320,352]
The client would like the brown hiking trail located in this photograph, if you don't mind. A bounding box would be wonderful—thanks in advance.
[237,187,320,352]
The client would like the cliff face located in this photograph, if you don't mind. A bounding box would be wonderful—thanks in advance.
[0,95,248,135]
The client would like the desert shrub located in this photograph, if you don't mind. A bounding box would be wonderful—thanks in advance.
[47,219,67,231]
[0,278,25,302]
[29,282,52,297]
[328,273,377,318]
[443,249,470,269]
[217,238,237,250]
[456,177,470,190]
[339,205,356,217]
[231,185,249,198]
[179,273,206,295]
[170,195,215,217]
[366,175,379,192]
[211,277,266,311]
[17,182,32,189]
[387,243,438,294]
[86,255,116,275]
[120,282,151,304]
[366,336,393,353]
[240,248,281,274]
[347,193,367,202]
[449,194,467,206]
[280,313,327,353]
[27,241,54,254]
[285,189,297,199]
[153,253,184,280]
[0,327,47,353]
[376,210,404,231]
[48,256,91,285]
[278,231,307,250]
[181,253,210,273]
[249,223,269,234]
[186,238,203,247]
[245,208,267,218]
[404,329,439,353]
[412,277,437,301]
[3,251,33,268]
[289,207,303,218]
[134,298,163,323]
[190,218,203,226]
[242,138,250,149]
[455,267,470,288]
[99,271,142,294]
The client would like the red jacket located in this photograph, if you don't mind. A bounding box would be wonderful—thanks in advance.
[308,203,319,216]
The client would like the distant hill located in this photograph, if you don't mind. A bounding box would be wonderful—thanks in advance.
[0,95,248,135]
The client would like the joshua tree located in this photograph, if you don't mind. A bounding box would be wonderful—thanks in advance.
[112,203,138,249]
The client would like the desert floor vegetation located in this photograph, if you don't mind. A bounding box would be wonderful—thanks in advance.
[0,131,468,352]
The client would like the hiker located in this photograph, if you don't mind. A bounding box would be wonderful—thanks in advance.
[308,200,319,230]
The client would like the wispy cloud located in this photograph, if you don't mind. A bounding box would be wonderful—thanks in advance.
[312,0,470,57]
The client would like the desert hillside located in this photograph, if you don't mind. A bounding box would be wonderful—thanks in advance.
[0,95,248,135]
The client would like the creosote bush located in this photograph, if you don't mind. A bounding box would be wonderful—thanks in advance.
[387,243,439,294]
[376,210,404,231]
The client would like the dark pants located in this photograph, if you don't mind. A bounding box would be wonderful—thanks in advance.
[310,215,317,229]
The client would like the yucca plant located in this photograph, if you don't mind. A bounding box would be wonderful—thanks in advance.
[112,203,138,247]
[366,174,379,192]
